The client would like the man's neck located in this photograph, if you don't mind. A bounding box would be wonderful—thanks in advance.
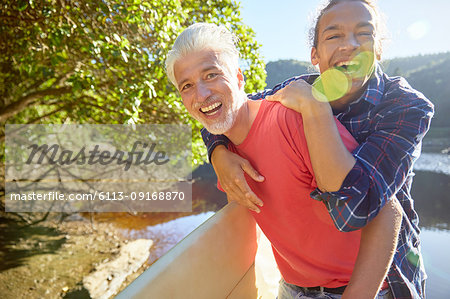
[224,99,261,145]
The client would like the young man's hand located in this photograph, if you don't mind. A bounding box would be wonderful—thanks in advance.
[211,145,264,213]
[266,79,323,114]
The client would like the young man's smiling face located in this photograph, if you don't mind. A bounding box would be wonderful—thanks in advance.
[311,1,380,105]
[173,49,245,135]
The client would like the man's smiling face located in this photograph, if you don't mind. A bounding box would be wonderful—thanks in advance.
[311,1,380,103]
[174,49,245,135]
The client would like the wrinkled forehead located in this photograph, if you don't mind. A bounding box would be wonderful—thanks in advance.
[173,50,217,80]
[173,49,235,87]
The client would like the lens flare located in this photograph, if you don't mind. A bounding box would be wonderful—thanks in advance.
[312,51,376,102]
[312,68,350,102]
[351,51,375,79]
[407,249,420,267]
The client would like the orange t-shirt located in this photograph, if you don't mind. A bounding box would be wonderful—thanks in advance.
[227,100,361,288]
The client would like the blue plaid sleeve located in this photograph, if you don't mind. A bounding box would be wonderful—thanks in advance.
[201,128,230,162]
[312,91,434,232]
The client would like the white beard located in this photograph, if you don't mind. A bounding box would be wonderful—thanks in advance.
[204,111,235,135]
[194,93,245,135]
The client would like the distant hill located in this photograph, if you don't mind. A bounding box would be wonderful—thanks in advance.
[404,56,450,128]
[381,52,450,77]
[264,52,450,128]
[265,59,314,88]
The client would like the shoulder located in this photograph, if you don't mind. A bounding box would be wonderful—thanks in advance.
[256,101,305,142]
[247,74,319,100]
[366,73,435,137]
[381,74,434,114]
[262,101,303,125]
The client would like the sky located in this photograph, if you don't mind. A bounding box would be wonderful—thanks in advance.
[238,0,450,62]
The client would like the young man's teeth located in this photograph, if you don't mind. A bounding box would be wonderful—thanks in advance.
[200,102,221,114]
[336,61,358,67]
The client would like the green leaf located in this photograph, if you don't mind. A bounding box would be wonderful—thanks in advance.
[17,0,28,11]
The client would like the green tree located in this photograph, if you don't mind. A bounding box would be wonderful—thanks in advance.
[0,0,266,166]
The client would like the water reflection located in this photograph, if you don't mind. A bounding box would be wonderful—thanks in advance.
[95,163,227,264]
[414,153,450,176]
[421,228,450,298]
[409,170,450,298]
[412,171,450,230]
[122,212,215,265]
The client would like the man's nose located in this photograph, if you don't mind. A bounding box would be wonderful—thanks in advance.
[195,82,212,102]
[340,34,360,51]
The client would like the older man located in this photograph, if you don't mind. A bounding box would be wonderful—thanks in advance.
[166,20,405,298]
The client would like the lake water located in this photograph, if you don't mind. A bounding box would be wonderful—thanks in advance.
[113,153,450,298]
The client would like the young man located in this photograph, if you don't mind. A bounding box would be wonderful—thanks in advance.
[199,1,434,298]
[166,22,403,299]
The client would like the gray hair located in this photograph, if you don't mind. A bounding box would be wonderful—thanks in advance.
[165,23,240,87]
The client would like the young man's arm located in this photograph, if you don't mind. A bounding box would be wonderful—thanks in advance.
[210,144,264,213]
[201,125,264,212]
[266,78,434,230]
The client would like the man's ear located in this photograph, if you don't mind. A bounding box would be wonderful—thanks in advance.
[311,47,319,66]
[237,68,245,89]
[376,49,382,61]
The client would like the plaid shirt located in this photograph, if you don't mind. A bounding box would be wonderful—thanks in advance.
[201,65,434,298]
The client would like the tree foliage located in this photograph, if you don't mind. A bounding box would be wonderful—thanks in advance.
[0,0,266,165]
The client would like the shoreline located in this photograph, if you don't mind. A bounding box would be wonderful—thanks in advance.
[0,215,149,299]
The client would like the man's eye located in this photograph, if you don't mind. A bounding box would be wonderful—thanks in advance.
[206,73,218,79]
[358,31,373,36]
[326,35,340,40]
[181,84,192,91]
